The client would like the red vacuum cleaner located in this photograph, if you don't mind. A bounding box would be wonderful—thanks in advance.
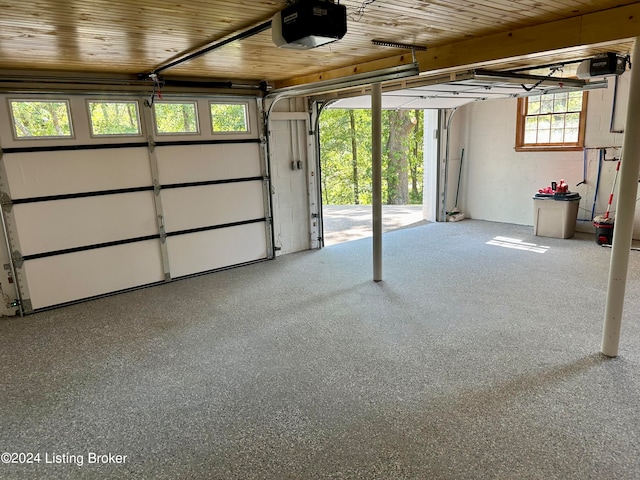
[593,159,620,245]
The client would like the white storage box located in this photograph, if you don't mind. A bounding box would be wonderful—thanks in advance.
[533,193,581,239]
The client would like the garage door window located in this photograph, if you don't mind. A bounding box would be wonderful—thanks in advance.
[210,102,248,133]
[9,100,73,139]
[154,101,199,134]
[88,100,141,136]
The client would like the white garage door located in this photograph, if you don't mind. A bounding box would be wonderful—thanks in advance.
[0,94,272,313]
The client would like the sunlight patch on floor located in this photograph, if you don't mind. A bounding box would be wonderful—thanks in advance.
[486,236,550,254]
[323,205,425,246]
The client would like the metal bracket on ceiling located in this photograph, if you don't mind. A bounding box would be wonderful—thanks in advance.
[370,39,426,73]
[521,65,564,92]
[371,39,427,51]
[20,298,32,313]
[143,73,164,107]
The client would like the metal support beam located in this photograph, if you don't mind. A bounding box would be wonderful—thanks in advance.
[601,37,640,358]
[372,82,382,282]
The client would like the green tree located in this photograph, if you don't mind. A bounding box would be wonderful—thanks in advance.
[210,103,247,132]
[320,108,423,206]
[349,110,360,205]
[320,109,354,204]
[10,101,72,138]
[385,110,417,205]
[88,101,140,135]
[409,109,424,203]
[320,108,372,204]
[155,102,198,133]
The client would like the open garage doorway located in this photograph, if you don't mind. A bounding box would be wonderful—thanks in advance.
[318,107,431,246]
[323,205,425,246]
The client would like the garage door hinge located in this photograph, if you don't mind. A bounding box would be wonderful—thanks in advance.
[1,191,12,212]
[158,215,166,242]
[148,137,156,153]
[11,251,23,268]
[21,298,32,313]
[153,180,161,196]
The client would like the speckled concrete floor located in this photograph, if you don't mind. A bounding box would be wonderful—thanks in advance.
[1,220,639,479]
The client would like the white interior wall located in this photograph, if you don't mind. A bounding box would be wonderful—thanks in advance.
[449,71,638,236]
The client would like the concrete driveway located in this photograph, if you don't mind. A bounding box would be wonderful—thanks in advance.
[322,204,426,246]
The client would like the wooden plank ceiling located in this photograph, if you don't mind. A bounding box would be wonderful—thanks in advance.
[0,0,637,90]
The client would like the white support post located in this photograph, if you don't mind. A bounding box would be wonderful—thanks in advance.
[601,37,640,357]
[372,82,382,282]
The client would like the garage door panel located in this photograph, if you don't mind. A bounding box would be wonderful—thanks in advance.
[156,144,262,184]
[4,149,152,199]
[24,240,165,310]
[167,223,267,278]
[0,94,269,313]
[161,181,265,233]
[13,192,158,255]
